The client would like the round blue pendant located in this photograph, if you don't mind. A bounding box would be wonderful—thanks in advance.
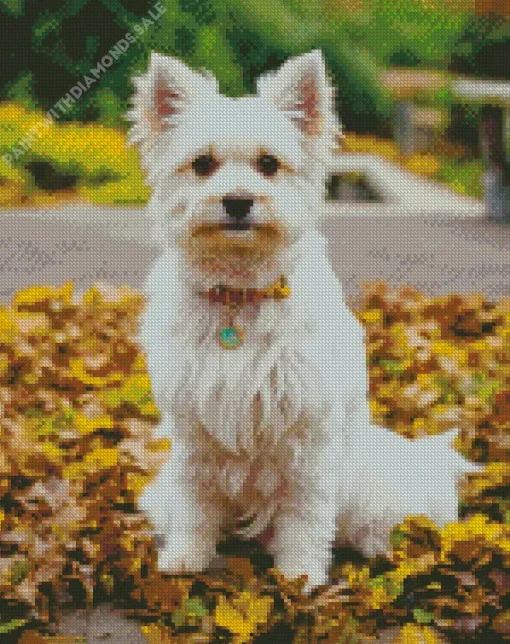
[218,326,244,349]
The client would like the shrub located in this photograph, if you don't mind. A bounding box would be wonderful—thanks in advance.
[0,103,149,206]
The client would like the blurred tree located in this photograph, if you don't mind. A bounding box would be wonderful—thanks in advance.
[0,0,481,135]
[0,0,149,124]
[450,13,509,79]
[448,10,509,153]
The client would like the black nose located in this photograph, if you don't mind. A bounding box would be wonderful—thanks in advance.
[222,196,254,221]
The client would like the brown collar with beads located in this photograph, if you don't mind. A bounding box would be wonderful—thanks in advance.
[198,274,291,306]
[198,274,291,348]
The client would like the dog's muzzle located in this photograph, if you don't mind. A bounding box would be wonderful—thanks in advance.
[222,195,254,231]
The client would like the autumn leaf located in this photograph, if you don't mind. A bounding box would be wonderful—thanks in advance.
[68,358,124,387]
[0,307,18,343]
[13,282,74,308]
[379,624,447,643]
[10,559,31,585]
[140,623,174,643]
[0,619,29,634]
[215,592,273,643]
[100,371,159,417]
[73,412,114,436]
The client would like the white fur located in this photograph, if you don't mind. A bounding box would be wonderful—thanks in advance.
[130,50,480,589]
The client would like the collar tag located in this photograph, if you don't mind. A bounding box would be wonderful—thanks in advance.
[199,275,290,349]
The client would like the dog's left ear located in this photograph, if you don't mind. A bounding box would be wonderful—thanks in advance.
[257,50,338,140]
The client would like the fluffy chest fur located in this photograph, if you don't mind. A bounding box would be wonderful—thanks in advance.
[139,231,364,457]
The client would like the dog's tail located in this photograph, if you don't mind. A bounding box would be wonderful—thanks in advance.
[424,428,485,476]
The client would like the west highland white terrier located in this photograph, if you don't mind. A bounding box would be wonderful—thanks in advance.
[129,50,479,589]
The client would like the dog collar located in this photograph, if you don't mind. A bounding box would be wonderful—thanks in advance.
[199,274,291,349]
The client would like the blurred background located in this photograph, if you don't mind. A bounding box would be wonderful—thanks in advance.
[0,0,508,213]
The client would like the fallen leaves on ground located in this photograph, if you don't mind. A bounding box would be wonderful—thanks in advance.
[0,280,508,643]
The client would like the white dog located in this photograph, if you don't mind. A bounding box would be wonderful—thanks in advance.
[129,50,479,589]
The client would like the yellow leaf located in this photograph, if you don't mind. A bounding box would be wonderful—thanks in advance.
[215,592,273,643]
[83,447,118,471]
[0,353,8,377]
[126,472,149,497]
[82,286,103,305]
[404,154,441,177]
[412,417,428,432]
[61,462,87,481]
[140,623,174,643]
[0,307,18,343]
[41,442,63,464]
[416,373,435,387]
[147,438,171,453]
[119,533,134,551]
[388,624,446,643]
[63,447,119,479]
[13,282,73,306]
[74,413,114,435]
[68,358,123,386]
[361,309,383,324]
[370,399,389,418]
[440,514,507,563]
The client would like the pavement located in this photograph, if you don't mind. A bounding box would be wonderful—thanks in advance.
[0,202,508,308]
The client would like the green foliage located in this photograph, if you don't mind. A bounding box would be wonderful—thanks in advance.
[0,0,149,122]
[0,619,28,634]
[450,14,510,79]
[0,1,499,140]
[0,0,23,17]
[435,157,485,198]
[172,597,209,628]
[413,608,434,625]
[336,0,472,69]
[0,0,475,135]
[93,87,126,128]
[3,71,38,110]
[192,24,245,96]
[10,560,31,585]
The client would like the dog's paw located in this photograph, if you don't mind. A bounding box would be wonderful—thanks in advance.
[275,558,329,593]
[356,531,392,560]
[157,545,213,575]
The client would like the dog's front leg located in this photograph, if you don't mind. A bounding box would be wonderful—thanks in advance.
[138,427,225,574]
[268,447,337,590]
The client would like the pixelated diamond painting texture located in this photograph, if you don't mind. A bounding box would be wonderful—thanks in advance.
[0,0,509,642]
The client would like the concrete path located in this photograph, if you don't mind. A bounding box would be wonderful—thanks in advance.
[321,211,510,305]
[1,203,508,307]
[56,604,148,643]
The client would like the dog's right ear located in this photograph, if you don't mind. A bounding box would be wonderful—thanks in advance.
[127,52,218,155]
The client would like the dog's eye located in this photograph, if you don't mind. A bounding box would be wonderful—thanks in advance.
[256,154,280,177]
[192,154,219,177]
